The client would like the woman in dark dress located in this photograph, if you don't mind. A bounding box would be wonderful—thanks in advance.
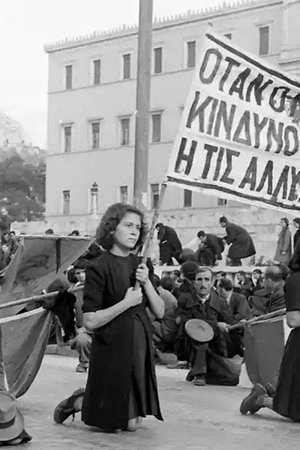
[274,217,292,264]
[53,203,164,432]
[239,247,300,421]
[293,218,300,250]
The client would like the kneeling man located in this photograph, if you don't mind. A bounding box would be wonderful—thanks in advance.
[177,266,233,386]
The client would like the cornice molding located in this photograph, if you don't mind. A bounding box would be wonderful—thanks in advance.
[44,0,282,53]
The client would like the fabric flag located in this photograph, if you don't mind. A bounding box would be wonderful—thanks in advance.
[0,235,91,318]
[0,235,91,396]
[244,315,290,387]
[0,308,52,398]
[164,30,300,213]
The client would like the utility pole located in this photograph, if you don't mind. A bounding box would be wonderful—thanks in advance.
[133,0,153,210]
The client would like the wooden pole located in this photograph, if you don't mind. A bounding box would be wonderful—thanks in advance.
[134,183,167,289]
[132,0,169,264]
[0,285,83,311]
[133,0,153,211]
[141,183,167,263]
[227,308,286,331]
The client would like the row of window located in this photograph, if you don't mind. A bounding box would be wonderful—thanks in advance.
[61,185,228,215]
[64,40,196,90]
[63,26,270,90]
[62,112,162,152]
[217,26,270,56]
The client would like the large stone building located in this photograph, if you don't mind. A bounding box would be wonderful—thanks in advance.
[44,0,300,257]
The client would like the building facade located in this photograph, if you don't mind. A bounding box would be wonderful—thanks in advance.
[44,0,300,251]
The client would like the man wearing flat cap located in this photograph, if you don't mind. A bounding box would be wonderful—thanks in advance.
[175,266,233,386]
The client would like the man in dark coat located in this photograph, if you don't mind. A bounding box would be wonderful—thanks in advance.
[156,223,182,265]
[249,265,286,316]
[217,278,252,324]
[217,278,252,357]
[167,261,201,368]
[234,271,253,299]
[249,268,264,296]
[176,266,233,386]
[196,230,224,266]
[219,216,256,266]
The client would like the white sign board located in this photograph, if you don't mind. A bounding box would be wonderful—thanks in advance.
[165,31,300,212]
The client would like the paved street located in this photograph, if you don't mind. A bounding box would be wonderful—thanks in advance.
[18,355,300,449]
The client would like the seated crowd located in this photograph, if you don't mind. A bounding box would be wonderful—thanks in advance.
[149,262,287,387]
[34,224,289,389]
[44,238,103,373]
[49,244,287,389]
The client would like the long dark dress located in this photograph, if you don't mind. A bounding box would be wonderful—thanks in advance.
[274,227,292,264]
[273,271,300,421]
[81,252,163,430]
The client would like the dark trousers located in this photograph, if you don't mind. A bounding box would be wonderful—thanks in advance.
[187,331,243,377]
[227,331,244,358]
[159,244,175,265]
[188,342,208,376]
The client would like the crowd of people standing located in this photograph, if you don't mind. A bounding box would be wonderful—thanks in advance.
[157,216,256,267]
[155,216,300,269]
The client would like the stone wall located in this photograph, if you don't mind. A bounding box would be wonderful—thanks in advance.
[12,205,297,262]
[157,205,294,262]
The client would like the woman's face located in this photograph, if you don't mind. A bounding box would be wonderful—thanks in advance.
[280,219,286,228]
[113,212,141,251]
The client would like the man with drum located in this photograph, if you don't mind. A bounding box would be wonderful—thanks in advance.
[177,266,233,386]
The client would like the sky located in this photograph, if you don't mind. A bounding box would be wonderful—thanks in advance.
[0,0,226,148]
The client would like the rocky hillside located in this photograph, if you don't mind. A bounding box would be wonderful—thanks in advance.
[0,111,45,165]
[0,112,45,221]
[0,111,31,146]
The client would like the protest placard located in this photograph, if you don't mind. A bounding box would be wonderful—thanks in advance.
[165,31,300,212]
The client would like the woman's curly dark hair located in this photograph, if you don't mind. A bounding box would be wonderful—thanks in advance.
[96,203,148,250]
